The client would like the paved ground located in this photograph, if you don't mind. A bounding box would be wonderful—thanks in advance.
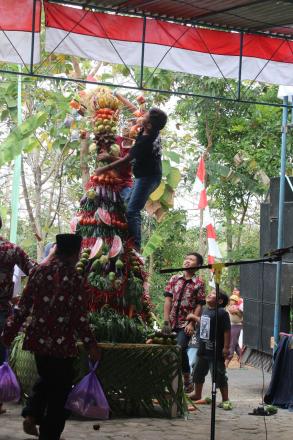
[2,363,293,440]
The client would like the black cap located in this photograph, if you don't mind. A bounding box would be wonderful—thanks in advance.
[56,234,82,256]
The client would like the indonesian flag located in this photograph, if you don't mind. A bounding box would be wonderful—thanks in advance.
[44,2,293,86]
[195,157,222,265]
[0,0,41,65]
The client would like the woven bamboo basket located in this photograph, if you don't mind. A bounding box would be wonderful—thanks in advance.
[9,335,186,417]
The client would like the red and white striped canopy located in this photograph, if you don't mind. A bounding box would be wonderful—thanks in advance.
[1,1,293,86]
[44,2,293,86]
[0,0,41,65]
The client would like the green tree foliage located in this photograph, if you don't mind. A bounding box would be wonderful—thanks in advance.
[174,78,284,288]
[146,212,201,318]
[0,70,83,258]
[0,52,289,297]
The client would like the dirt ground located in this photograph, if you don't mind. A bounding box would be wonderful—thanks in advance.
[2,360,293,440]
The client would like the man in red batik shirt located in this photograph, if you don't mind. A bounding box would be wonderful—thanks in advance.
[0,215,36,415]
[2,234,100,440]
[162,252,205,392]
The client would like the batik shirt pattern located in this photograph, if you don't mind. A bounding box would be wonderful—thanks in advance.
[164,274,205,329]
[3,256,96,358]
[0,236,35,312]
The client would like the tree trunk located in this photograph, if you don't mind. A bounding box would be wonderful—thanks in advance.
[226,211,233,291]
[22,148,67,261]
[33,149,44,261]
[235,196,250,253]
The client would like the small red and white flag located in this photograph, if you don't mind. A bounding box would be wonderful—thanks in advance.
[44,2,293,86]
[0,0,41,65]
[194,156,222,266]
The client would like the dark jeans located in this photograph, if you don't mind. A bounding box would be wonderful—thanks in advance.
[0,310,8,366]
[22,355,75,440]
[175,328,191,375]
[127,175,161,250]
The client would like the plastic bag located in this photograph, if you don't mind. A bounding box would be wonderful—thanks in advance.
[0,361,21,402]
[65,361,110,419]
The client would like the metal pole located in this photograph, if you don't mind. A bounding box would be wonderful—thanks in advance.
[237,32,244,101]
[210,281,219,440]
[140,16,147,89]
[0,68,291,109]
[9,66,22,244]
[30,0,37,74]
[273,95,288,351]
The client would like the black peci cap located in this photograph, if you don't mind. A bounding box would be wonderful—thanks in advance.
[56,234,82,256]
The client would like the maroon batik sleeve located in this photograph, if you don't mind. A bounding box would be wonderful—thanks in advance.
[14,245,36,276]
[2,270,37,346]
[164,275,176,298]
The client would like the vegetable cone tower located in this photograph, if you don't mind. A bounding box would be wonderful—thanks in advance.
[71,87,152,321]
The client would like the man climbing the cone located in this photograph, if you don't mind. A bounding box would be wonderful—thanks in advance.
[95,107,168,251]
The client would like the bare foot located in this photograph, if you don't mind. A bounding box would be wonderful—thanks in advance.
[187,404,198,412]
[23,418,39,437]
[187,391,202,401]
[194,399,209,405]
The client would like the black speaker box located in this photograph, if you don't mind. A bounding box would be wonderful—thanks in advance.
[243,300,291,354]
[267,203,293,261]
[241,177,293,354]
[260,203,270,257]
[243,298,261,351]
[242,299,274,353]
[240,262,293,306]
[270,177,293,218]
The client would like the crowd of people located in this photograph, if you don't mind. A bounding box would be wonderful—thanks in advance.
[0,107,168,439]
[0,222,245,436]
[162,253,244,409]
[0,105,244,439]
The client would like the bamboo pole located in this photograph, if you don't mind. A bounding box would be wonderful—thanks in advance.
[10,66,22,243]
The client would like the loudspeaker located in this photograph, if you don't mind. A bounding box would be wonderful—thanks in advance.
[269,217,278,252]
[270,177,293,218]
[284,203,293,262]
[267,203,293,261]
[243,299,261,351]
[239,264,260,301]
[243,299,291,354]
[240,262,293,306]
[241,177,293,354]
[242,299,274,353]
[260,203,270,257]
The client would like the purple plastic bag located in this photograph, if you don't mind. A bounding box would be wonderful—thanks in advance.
[65,361,110,419]
[0,362,21,402]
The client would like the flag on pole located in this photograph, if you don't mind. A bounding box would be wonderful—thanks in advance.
[194,157,222,266]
